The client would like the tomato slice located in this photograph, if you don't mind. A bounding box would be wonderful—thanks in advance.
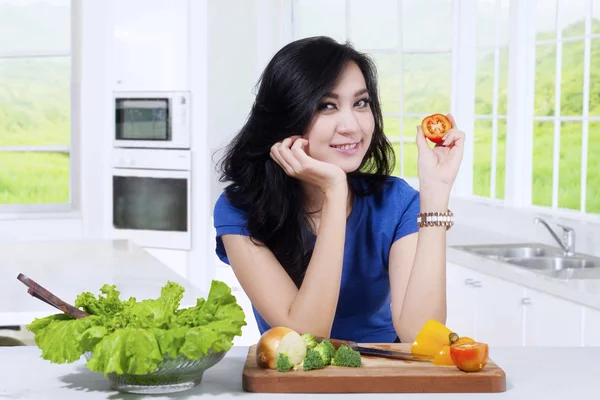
[449,342,489,372]
[454,336,475,346]
[421,114,452,143]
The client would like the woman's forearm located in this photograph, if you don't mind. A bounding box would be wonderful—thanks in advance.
[287,186,348,337]
[397,190,450,343]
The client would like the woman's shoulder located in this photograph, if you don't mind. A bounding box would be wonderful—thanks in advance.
[381,175,418,195]
[213,190,249,227]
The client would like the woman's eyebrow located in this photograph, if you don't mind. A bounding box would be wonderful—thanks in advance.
[323,88,369,99]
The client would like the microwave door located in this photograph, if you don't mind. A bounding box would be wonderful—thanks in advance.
[111,168,191,250]
[115,98,171,148]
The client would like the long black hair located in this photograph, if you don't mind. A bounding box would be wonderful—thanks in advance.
[217,36,395,287]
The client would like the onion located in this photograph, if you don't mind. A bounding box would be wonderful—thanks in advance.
[255,326,307,369]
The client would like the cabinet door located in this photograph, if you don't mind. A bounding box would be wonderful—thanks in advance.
[474,276,525,346]
[112,0,190,91]
[524,288,583,346]
[446,263,478,338]
[583,307,600,346]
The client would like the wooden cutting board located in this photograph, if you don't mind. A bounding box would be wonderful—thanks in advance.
[242,343,506,393]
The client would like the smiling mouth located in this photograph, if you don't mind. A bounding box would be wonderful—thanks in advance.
[330,142,359,150]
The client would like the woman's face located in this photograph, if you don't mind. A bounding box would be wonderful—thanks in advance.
[303,62,375,173]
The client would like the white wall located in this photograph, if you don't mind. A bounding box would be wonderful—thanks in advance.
[207,0,290,208]
[0,0,290,292]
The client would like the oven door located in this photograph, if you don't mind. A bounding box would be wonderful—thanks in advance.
[111,168,191,250]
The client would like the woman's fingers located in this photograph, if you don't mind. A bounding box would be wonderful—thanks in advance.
[290,138,312,165]
[270,142,294,175]
[415,125,431,154]
[447,113,457,129]
[442,129,465,148]
[270,136,305,176]
[279,137,303,173]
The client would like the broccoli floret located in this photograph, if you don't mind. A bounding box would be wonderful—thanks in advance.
[302,348,325,371]
[301,333,318,350]
[331,345,362,367]
[275,353,294,372]
[313,338,336,365]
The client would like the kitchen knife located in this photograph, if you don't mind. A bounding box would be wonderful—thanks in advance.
[320,337,433,362]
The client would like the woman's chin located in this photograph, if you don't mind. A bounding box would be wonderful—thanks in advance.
[338,161,363,174]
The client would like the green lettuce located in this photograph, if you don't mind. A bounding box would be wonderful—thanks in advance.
[27,280,246,376]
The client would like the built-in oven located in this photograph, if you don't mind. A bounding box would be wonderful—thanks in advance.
[114,91,190,149]
[110,148,191,250]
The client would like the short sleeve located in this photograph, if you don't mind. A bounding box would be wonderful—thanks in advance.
[392,181,421,243]
[213,192,251,265]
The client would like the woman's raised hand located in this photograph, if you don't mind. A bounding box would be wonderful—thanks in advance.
[415,114,465,204]
[270,135,347,194]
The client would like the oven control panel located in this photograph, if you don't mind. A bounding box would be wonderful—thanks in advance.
[112,148,191,171]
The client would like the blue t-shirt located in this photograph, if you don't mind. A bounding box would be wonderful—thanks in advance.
[213,176,420,343]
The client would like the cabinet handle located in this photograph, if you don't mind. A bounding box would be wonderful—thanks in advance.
[521,297,532,305]
[464,279,474,285]
[472,281,482,288]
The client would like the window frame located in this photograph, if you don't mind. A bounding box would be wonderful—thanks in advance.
[0,0,79,215]
[282,0,600,220]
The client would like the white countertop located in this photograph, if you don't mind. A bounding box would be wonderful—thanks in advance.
[0,239,206,326]
[0,345,597,399]
[447,225,600,310]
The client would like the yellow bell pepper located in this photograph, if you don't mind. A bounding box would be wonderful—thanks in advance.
[410,319,456,357]
[432,345,454,366]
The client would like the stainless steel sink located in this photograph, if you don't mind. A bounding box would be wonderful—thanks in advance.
[505,256,600,270]
[505,256,600,279]
[453,243,600,279]
[454,243,564,259]
[457,244,563,259]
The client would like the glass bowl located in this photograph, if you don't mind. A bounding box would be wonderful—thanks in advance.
[84,350,227,394]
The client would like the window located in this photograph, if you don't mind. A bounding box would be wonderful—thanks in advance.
[0,0,73,212]
[291,0,454,184]
[290,0,600,216]
[531,0,600,214]
[473,0,510,200]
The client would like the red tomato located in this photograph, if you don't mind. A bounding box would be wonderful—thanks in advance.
[421,114,452,143]
[449,342,489,372]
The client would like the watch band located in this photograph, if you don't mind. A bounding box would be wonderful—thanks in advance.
[417,210,454,230]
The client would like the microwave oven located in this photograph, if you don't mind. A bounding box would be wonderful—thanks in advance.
[114,91,191,149]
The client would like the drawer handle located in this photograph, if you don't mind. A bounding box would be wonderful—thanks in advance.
[521,297,532,305]
[465,279,474,285]
[471,281,482,288]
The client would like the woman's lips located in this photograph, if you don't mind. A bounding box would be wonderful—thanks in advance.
[331,141,360,155]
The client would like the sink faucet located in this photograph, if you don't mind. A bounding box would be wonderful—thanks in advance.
[534,217,576,256]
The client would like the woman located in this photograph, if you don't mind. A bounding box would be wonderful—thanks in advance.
[214,36,464,344]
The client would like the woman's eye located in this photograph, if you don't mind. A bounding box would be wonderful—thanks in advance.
[356,98,371,108]
[318,102,336,111]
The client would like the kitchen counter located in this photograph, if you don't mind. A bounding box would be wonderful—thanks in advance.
[447,225,600,310]
[0,345,597,399]
[0,239,206,327]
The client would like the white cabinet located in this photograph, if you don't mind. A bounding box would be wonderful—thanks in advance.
[447,262,591,347]
[111,0,190,91]
[474,275,525,347]
[446,263,525,347]
[446,263,478,337]
[583,307,600,346]
[523,288,582,346]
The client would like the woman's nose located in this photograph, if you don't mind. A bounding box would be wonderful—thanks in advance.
[336,108,361,134]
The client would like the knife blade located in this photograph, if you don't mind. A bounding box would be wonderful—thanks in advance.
[318,337,433,362]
